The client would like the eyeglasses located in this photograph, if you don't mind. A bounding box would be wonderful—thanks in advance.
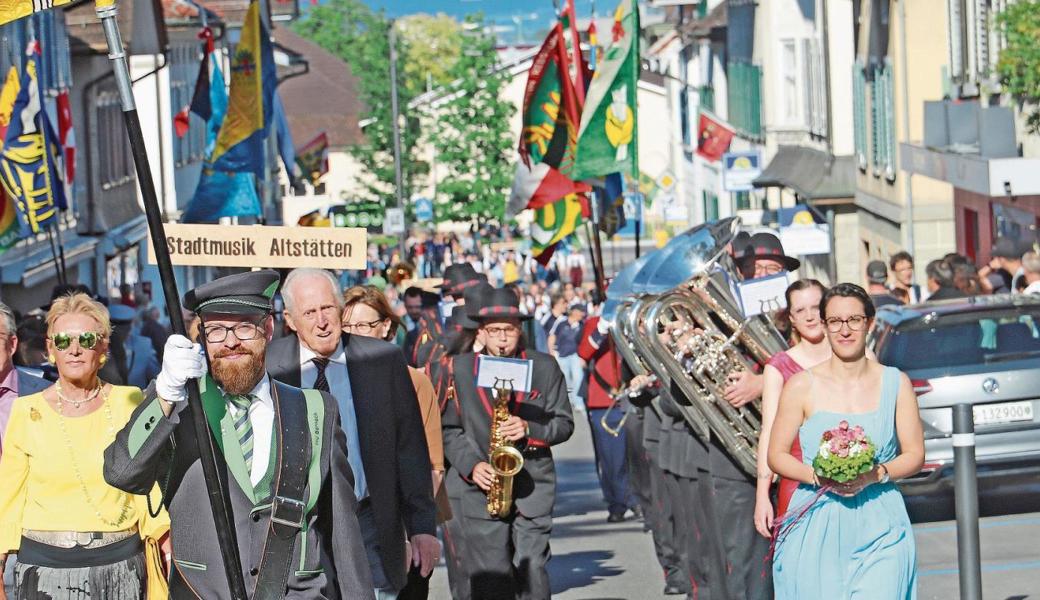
[203,322,264,344]
[483,326,520,338]
[753,263,784,277]
[51,331,104,351]
[343,319,384,334]
[824,315,868,333]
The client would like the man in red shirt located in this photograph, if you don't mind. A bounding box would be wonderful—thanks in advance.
[578,313,638,523]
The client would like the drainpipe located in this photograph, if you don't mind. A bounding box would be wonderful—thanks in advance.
[898,0,915,258]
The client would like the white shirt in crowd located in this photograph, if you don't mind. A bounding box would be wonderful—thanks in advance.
[227,376,275,486]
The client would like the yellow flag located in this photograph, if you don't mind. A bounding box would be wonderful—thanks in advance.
[0,0,75,27]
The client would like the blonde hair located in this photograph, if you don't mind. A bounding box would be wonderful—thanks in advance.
[46,293,111,337]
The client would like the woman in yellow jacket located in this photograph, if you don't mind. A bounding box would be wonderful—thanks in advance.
[0,293,169,600]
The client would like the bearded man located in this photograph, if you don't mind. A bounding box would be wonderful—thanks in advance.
[104,270,374,599]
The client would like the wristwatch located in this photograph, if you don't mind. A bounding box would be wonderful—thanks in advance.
[877,464,890,484]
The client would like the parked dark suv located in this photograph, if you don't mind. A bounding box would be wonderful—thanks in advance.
[869,294,1040,499]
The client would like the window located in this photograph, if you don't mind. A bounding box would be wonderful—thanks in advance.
[728,61,763,138]
[170,43,205,166]
[781,40,799,122]
[869,59,896,180]
[703,190,719,221]
[804,38,828,138]
[96,89,135,189]
[964,208,979,263]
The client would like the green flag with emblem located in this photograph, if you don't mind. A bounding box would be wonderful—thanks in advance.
[571,0,640,181]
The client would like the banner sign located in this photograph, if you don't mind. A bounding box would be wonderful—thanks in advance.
[778,204,830,256]
[149,223,367,269]
[722,151,762,192]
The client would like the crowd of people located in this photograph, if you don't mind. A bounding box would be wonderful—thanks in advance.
[0,222,1035,600]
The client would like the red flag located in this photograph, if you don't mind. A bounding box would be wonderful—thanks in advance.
[560,0,586,105]
[697,111,735,162]
[56,90,75,193]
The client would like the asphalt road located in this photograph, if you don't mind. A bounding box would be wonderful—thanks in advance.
[429,416,1040,599]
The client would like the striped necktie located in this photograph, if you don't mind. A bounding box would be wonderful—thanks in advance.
[311,357,330,393]
[228,394,256,471]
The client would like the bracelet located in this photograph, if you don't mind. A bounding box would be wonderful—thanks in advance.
[756,473,773,481]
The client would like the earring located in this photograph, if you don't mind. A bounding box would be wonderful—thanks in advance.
[99,355,108,366]
[47,354,56,363]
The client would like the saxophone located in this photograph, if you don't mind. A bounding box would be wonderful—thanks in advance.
[486,383,525,518]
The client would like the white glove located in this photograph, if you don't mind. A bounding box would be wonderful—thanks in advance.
[597,318,612,336]
[156,334,207,404]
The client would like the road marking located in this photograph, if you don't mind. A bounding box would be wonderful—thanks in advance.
[918,560,1040,577]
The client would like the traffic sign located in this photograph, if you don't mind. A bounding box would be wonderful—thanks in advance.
[384,207,406,235]
[414,197,434,222]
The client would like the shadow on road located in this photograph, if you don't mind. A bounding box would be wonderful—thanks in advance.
[549,550,625,596]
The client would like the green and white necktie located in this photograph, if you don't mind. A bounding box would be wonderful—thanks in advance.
[229,394,256,471]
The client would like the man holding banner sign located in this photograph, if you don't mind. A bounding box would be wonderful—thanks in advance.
[441,288,573,600]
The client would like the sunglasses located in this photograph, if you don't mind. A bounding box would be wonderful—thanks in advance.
[51,331,104,351]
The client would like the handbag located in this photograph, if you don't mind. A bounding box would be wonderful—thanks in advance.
[144,533,169,600]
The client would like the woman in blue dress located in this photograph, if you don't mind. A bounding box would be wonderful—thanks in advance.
[768,283,924,599]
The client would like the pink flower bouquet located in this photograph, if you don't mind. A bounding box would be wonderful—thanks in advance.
[811,420,876,484]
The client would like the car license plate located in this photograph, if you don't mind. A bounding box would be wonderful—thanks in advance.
[973,401,1034,426]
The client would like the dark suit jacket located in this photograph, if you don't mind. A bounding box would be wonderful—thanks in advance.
[441,350,574,519]
[104,379,374,599]
[266,333,436,591]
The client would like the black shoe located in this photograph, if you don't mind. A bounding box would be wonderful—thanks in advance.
[606,512,627,523]
[662,584,685,595]
[630,505,644,520]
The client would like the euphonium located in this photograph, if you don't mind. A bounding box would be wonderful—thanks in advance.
[487,384,524,518]
[641,217,788,477]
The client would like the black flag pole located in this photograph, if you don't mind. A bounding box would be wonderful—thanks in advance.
[94,2,249,598]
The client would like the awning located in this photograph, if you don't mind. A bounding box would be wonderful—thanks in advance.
[753,145,855,200]
[0,229,99,287]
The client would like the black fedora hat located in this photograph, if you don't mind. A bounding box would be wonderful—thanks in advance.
[740,232,800,272]
[472,288,532,321]
[437,263,483,296]
[461,281,494,328]
[730,231,752,262]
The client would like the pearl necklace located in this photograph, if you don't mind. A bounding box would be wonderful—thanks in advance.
[55,380,103,414]
[54,383,132,528]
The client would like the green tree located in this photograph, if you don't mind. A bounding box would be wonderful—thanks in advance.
[996,1,1040,133]
[425,17,516,223]
[293,0,424,205]
[397,14,463,96]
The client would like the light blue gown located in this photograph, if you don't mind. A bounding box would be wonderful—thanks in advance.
[773,366,917,599]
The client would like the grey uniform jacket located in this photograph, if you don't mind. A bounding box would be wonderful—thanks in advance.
[441,350,574,519]
[103,377,375,600]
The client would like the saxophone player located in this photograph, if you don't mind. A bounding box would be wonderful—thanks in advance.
[441,288,574,600]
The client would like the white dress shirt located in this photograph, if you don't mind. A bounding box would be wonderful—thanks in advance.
[300,341,368,499]
[226,375,274,487]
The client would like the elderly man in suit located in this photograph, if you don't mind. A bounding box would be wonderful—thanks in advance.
[104,269,374,599]
[266,268,439,600]
[441,288,574,600]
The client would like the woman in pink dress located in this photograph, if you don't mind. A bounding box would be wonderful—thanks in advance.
[754,279,831,538]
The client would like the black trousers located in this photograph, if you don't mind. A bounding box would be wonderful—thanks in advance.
[649,460,689,591]
[443,473,471,600]
[711,475,773,600]
[462,511,553,600]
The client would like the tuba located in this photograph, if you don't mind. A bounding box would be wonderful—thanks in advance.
[638,217,788,477]
[486,382,524,518]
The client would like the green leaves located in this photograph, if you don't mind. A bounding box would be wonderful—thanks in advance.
[421,15,515,224]
[995,1,1040,134]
